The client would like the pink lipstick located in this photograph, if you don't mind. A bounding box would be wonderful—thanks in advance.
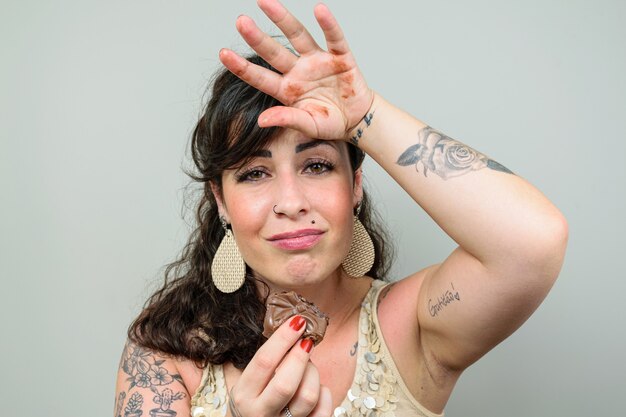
[268,229,324,250]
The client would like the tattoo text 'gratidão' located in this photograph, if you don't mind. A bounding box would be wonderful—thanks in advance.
[428,283,461,317]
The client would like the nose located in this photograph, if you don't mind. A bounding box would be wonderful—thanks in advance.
[272,172,310,218]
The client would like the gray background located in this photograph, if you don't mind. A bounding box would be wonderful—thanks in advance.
[2,0,624,415]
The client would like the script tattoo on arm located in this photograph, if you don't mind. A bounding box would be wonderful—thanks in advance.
[428,283,461,317]
[396,126,514,179]
[350,111,375,146]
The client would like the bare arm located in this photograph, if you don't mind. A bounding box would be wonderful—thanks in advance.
[354,94,568,370]
[218,0,568,376]
[114,341,190,417]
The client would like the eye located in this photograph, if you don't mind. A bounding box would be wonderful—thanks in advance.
[235,168,268,182]
[304,159,334,175]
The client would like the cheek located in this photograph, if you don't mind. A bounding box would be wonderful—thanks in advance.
[222,189,269,237]
[312,178,355,225]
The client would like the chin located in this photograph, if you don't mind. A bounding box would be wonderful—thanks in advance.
[252,254,344,290]
[285,257,317,278]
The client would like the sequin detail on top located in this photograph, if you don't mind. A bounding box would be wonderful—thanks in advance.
[333,280,443,417]
[190,363,228,417]
[332,280,397,417]
[190,280,443,417]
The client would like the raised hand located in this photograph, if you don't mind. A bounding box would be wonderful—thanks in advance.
[219,0,373,141]
[228,315,332,417]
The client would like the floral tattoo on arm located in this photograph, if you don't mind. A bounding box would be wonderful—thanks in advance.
[117,343,186,416]
[396,126,513,179]
[120,342,184,389]
[123,392,144,417]
[115,391,126,417]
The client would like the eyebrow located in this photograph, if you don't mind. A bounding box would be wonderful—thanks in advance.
[250,140,336,158]
[251,149,272,158]
[295,140,335,153]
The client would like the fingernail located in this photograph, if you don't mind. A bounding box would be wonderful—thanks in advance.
[300,338,314,353]
[289,316,306,331]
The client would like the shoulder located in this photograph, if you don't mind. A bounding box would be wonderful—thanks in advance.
[114,341,200,417]
[374,268,459,410]
[375,267,432,321]
[374,269,430,363]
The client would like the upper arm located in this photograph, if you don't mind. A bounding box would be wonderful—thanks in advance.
[417,244,564,372]
[114,341,191,417]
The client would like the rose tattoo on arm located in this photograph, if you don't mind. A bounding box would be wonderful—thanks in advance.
[397,126,513,179]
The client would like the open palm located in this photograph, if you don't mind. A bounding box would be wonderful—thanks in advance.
[219,0,373,141]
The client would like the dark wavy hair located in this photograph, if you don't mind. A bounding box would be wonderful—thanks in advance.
[128,54,393,369]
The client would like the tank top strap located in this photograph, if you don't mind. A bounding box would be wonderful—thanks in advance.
[333,279,400,416]
[333,279,444,417]
[190,363,228,417]
[369,282,444,417]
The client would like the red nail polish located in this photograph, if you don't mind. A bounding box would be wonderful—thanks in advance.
[289,316,306,331]
[300,338,314,353]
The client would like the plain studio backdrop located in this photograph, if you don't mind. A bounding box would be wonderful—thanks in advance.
[1,0,624,415]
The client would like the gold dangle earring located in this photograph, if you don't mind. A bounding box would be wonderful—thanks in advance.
[341,202,375,278]
[211,217,246,293]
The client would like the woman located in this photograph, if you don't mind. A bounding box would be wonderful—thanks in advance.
[114,1,568,416]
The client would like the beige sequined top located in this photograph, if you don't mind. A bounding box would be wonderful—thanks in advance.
[190,280,444,417]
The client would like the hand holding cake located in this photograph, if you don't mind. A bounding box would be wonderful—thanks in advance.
[263,291,330,346]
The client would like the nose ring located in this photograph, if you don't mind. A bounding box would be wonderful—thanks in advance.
[272,205,279,215]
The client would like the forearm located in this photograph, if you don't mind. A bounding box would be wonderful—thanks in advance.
[354,93,567,270]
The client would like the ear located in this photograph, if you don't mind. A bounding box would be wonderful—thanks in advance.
[209,181,229,222]
[352,168,363,208]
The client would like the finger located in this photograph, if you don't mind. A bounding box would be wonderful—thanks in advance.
[285,361,321,417]
[236,315,307,398]
[259,106,319,138]
[314,3,350,55]
[259,338,316,411]
[308,385,333,417]
[219,48,283,99]
[236,15,298,74]
[257,0,320,55]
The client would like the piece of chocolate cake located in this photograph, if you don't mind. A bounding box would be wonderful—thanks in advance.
[263,291,329,345]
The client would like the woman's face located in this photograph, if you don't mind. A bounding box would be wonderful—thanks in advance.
[214,129,362,291]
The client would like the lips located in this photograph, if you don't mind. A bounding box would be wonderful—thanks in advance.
[267,229,324,250]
